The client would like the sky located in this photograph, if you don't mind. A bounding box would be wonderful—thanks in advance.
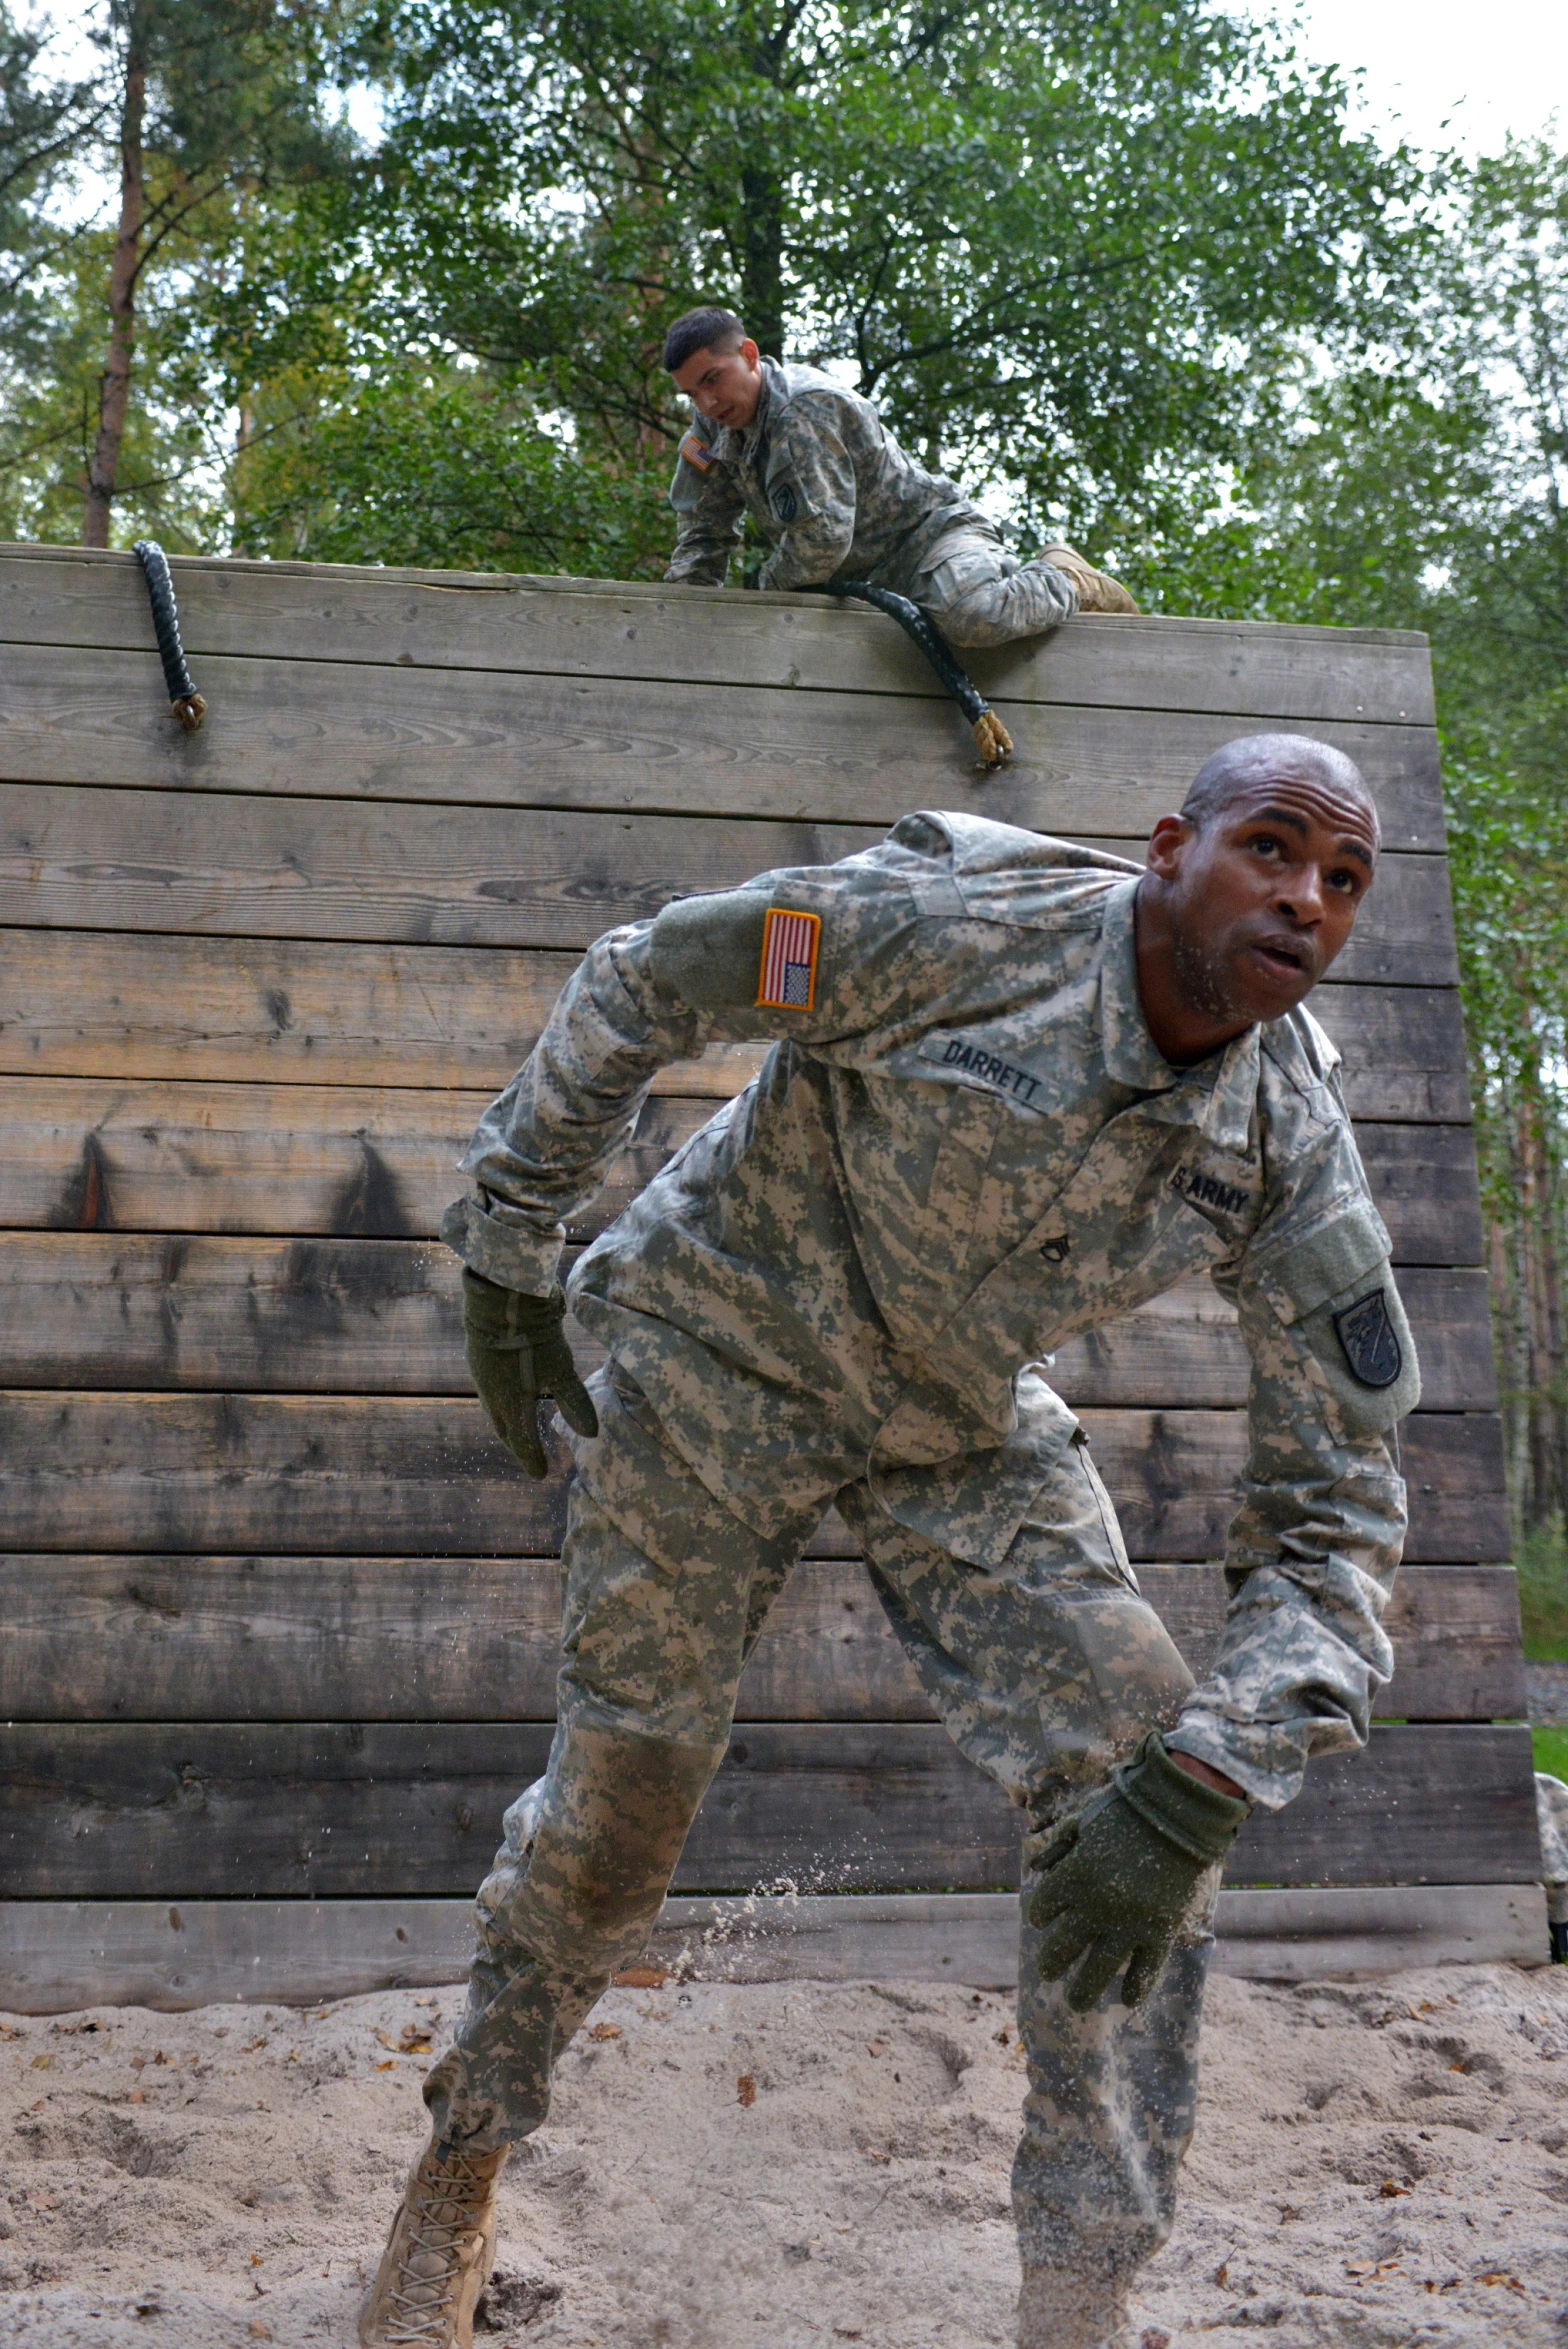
[1227,0,1566,155]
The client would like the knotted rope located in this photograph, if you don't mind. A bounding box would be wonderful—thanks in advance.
[828,580,1013,769]
[132,540,207,731]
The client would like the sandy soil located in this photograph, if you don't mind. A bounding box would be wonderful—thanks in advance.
[2,1962,1566,2349]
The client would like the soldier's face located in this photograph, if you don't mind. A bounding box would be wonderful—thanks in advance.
[1150,775,1378,1026]
[672,338,765,429]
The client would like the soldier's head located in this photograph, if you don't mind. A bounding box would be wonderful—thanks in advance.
[1136,733,1379,1058]
[664,306,765,430]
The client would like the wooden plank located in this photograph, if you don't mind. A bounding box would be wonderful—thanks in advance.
[0,929,1474,1119]
[1136,1562,1526,1722]
[0,1722,1539,1896]
[0,1083,1484,1263]
[0,1236,1497,1413]
[0,544,1438,729]
[0,1392,1507,1560]
[0,928,754,1097]
[0,783,1453,983]
[0,1882,1546,2014]
[1349,1123,1484,1266]
[0,1557,1522,1725]
[0,1088,1485,1266]
[0,643,1446,850]
[1077,1409,1508,1565]
[0,1080,719,1239]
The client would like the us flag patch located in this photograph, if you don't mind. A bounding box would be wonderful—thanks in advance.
[756,907,821,1011]
[679,431,717,471]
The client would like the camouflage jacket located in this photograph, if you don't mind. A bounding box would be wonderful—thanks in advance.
[445,814,1421,1809]
[666,357,991,594]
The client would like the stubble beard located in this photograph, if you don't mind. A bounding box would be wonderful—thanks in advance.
[1169,925,1244,1024]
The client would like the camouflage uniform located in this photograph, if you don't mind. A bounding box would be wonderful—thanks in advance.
[667,357,1078,645]
[433,813,1420,2310]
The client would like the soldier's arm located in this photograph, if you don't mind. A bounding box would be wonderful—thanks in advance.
[1165,1135,1422,1812]
[443,829,940,1291]
[665,432,746,585]
[755,400,859,590]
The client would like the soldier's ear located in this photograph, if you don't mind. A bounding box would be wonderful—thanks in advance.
[740,338,760,366]
[1144,815,1193,879]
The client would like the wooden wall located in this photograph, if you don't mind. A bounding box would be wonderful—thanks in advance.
[0,544,1541,1995]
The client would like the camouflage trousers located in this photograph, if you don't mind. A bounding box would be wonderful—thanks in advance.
[423,1362,1213,2296]
[909,525,1078,648]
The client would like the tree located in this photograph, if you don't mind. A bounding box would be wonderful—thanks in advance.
[282,0,1416,569]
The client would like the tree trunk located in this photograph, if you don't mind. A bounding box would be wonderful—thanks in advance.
[740,160,786,362]
[83,16,147,548]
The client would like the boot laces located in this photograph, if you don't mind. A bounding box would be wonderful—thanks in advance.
[377,2149,498,2345]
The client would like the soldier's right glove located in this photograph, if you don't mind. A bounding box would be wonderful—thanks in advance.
[461,1268,599,1477]
[1028,1731,1249,2011]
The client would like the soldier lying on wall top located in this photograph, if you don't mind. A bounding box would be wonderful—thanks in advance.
[661,303,1138,639]
[359,737,1419,2349]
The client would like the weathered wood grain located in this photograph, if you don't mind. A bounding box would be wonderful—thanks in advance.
[0,1721,1539,1895]
[0,1556,1522,1725]
[0,544,1440,729]
[0,928,1473,1118]
[0,1885,1546,2014]
[0,1082,1484,1263]
[0,645,1446,848]
[0,1077,703,1240]
[0,1234,1498,1412]
[0,782,1454,982]
[0,1391,1506,1560]
[0,927,756,1097]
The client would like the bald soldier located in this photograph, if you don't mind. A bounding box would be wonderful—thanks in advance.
[661,304,1138,641]
[359,735,1420,2349]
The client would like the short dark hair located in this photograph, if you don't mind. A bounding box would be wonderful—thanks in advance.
[663,306,745,373]
[1181,732,1380,849]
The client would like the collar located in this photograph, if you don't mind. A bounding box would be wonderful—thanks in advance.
[1098,877,1260,1154]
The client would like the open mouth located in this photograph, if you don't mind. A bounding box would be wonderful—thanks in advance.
[1250,937,1312,981]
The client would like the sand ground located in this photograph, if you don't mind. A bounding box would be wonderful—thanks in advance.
[1,1961,1565,2349]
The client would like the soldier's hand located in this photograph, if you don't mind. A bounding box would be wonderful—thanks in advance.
[461,1268,599,1477]
[1028,1732,1248,2011]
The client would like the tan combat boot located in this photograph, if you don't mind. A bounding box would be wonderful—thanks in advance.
[359,2134,509,2348]
[1040,544,1140,615]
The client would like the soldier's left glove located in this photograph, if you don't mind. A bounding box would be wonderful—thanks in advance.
[461,1268,599,1477]
[1028,1731,1249,2012]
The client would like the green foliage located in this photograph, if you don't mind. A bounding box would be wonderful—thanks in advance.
[325,0,1413,566]
[1517,1523,1568,1663]
[1534,1726,1568,1782]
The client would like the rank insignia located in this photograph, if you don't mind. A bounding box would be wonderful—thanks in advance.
[1332,1287,1402,1388]
[756,907,821,1011]
[679,431,717,471]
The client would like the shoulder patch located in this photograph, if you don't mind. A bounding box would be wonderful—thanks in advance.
[770,482,798,522]
[680,430,717,472]
[756,907,821,1011]
[1333,1287,1403,1389]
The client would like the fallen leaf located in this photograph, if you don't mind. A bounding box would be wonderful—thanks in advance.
[1345,2260,1376,2277]
[1278,2205,1302,2223]
[27,2192,56,2211]
[866,2039,888,2056]
[397,2026,433,2054]
[129,2088,145,2105]
[736,2073,757,2108]
[0,2024,25,2041]
[833,2332,863,2341]
[248,2326,271,2341]
[588,2023,622,2043]
[250,2254,263,2268]
[29,2054,50,2070]
[1378,2180,1411,2198]
[1213,2262,1229,2288]
[614,1967,668,1988]
[993,2029,1010,2047]
[864,2148,890,2164]
[374,2060,396,2072]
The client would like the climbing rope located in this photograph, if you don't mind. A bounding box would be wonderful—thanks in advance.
[132,540,207,731]
[827,581,1013,769]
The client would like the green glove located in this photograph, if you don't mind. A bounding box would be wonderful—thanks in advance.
[1028,1732,1249,2012]
[461,1268,599,1477]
